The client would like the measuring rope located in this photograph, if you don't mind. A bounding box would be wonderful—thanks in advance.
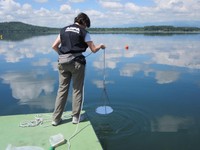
[102,49,111,107]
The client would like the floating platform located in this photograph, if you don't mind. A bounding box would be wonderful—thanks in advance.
[0,112,102,150]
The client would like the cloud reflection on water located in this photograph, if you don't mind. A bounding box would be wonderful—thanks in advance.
[0,70,55,108]
[120,63,180,84]
[32,58,51,66]
[0,34,200,112]
[91,34,200,86]
[151,115,194,132]
[0,35,53,63]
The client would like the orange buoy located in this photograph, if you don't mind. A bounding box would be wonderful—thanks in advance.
[125,45,129,50]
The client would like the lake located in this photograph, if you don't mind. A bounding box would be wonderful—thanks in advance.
[0,33,200,150]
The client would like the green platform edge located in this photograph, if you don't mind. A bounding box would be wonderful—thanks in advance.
[0,112,102,150]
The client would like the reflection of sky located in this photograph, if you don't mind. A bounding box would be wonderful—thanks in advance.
[119,63,180,84]
[0,71,55,103]
[151,115,194,132]
[91,34,200,85]
[0,35,59,112]
[1,34,200,150]
[0,35,54,63]
[91,34,200,68]
[0,34,200,116]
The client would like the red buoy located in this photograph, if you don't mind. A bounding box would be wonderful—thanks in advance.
[125,45,129,50]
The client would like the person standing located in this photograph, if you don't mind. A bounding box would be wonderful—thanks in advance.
[51,12,105,125]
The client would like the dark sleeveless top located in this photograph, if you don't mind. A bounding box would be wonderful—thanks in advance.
[59,24,88,54]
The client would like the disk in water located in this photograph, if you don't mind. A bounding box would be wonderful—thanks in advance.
[96,106,113,115]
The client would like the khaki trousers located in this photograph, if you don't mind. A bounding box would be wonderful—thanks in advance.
[52,61,85,122]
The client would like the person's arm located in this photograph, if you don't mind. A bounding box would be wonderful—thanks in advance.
[87,41,106,53]
[52,34,61,53]
[85,32,105,53]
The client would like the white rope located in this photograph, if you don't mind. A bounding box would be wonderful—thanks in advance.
[101,49,111,107]
[66,50,95,149]
[67,63,87,150]
[19,114,51,128]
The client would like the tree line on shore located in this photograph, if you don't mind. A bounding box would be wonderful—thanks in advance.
[89,26,200,33]
[1,21,200,36]
[0,22,200,40]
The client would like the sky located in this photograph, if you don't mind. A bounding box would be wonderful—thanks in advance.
[0,0,200,28]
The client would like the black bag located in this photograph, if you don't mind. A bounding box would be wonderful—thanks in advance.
[74,55,86,65]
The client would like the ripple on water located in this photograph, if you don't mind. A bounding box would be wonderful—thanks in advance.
[86,103,152,139]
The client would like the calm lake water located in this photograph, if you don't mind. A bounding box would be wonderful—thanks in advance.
[1,33,200,150]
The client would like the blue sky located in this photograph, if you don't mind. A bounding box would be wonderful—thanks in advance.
[0,0,200,27]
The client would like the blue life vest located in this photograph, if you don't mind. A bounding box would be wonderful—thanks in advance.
[59,24,88,54]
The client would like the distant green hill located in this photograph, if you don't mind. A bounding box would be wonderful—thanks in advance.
[0,22,60,41]
[0,21,59,34]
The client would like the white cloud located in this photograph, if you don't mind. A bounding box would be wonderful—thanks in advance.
[85,9,105,18]
[0,0,200,27]
[69,0,85,2]
[0,0,76,27]
[124,2,140,12]
[60,4,71,13]
[34,0,48,3]
[154,0,200,16]
[35,7,51,17]
[100,1,123,9]
[0,0,20,12]
[84,10,107,27]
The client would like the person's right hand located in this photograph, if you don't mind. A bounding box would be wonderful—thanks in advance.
[100,44,106,49]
